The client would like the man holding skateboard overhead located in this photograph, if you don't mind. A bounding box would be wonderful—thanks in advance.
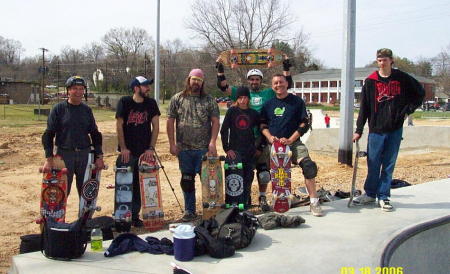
[260,74,323,217]
[167,69,220,222]
[216,54,293,211]
[42,76,105,197]
[116,76,160,227]
[352,48,424,212]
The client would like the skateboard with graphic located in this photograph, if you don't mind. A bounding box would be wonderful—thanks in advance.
[348,140,367,207]
[138,154,164,231]
[270,140,292,213]
[218,48,284,69]
[38,155,68,224]
[113,156,134,232]
[79,151,107,222]
[201,155,225,220]
[224,152,245,209]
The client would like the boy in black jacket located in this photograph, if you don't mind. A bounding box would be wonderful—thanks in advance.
[220,87,260,207]
[352,48,424,211]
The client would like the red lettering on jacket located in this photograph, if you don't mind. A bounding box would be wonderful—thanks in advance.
[127,110,148,126]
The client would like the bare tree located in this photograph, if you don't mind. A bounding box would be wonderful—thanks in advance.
[83,42,105,64]
[186,0,295,53]
[433,44,450,97]
[0,36,24,65]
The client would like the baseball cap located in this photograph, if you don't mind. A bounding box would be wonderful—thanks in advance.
[130,76,154,89]
[376,48,393,58]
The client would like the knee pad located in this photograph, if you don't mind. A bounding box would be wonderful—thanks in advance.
[256,164,270,185]
[299,157,318,179]
[180,173,195,193]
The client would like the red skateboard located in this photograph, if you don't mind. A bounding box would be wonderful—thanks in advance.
[269,140,292,213]
[38,155,68,224]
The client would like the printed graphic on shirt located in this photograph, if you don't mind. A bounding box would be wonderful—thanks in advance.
[376,81,401,103]
[127,110,148,126]
[251,96,263,107]
[234,114,250,130]
[274,107,285,116]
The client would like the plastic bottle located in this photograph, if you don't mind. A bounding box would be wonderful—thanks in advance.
[91,227,103,251]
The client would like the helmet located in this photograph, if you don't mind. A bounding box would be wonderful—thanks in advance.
[247,69,263,79]
[65,76,87,89]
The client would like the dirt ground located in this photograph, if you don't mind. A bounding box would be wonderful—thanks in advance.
[1,117,449,272]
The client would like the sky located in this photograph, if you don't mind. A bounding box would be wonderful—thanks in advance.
[1,0,449,68]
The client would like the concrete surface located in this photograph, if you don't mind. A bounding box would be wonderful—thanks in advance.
[10,178,450,274]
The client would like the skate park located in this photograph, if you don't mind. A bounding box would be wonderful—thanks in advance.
[9,110,450,274]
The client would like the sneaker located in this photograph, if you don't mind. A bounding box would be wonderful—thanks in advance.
[259,195,271,212]
[379,199,394,212]
[352,193,376,205]
[132,218,144,227]
[182,211,198,222]
[310,201,324,217]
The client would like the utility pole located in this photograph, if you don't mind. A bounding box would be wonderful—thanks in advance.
[163,58,166,104]
[154,0,161,104]
[144,53,148,76]
[56,60,60,102]
[38,47,48,120]
[338,0,356,165]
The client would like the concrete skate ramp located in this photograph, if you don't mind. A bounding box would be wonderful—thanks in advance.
[381,215,450,274]
[306,126,450,153]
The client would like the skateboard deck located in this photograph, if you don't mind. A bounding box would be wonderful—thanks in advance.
[138,155,164,231]
[113,156,134,232]
[201,155,225,220]
[39,155,68,224]
[79,151,106,221]
[218,48,284,68]
[224,153,245,208]
[270,140,292,213]
[348,140,367,207]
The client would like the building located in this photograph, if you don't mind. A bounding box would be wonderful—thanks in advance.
[0,77,40,104]
[290,67,435,104]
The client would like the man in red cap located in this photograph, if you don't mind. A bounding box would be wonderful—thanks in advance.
[167,69,220,221]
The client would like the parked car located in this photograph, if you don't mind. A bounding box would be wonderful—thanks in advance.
[440,103,450,112]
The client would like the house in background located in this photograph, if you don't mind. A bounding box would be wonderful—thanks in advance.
[289,67,435,104]
[0,77,39,104]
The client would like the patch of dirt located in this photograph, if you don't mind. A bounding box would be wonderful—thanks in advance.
[1,118,449,272]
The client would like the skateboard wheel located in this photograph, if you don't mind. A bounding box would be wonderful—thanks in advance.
[231,63,237,69]
[230,49,236,54]
[288,151,292,158]
[224,163,229,170]
[267,62,274,68]
[202,155,207,161]
[219,156,226,161]
[61,168,68,174]
[238,204,245,210]
[271,151,276,157]
[202,202,210,209]
[237,163,243,169]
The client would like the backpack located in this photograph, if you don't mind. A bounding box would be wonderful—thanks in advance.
[208,207,259,250]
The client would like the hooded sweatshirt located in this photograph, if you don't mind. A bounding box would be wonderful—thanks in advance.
[355,69,424,134]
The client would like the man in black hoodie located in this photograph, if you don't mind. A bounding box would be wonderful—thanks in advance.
[352,48,424,211]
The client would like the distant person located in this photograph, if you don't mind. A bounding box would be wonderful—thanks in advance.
[167,69,220,222]
[116,76,160,227]
[42,76,105,198]
[352,48,424,211]
[260,74,323,217]
[324,113,331,128]
[307,109,313,131]
[220,86,260,207]
[216,55,292,211]
[407,115,414,126]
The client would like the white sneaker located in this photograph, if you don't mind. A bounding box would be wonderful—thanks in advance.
[379,199,394,212]
[352,193,376,205]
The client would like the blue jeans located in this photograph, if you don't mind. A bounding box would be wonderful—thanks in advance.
[364,128,403,200]
[178,149,207,213]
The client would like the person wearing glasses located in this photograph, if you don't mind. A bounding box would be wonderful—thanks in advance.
[352,48,424,211]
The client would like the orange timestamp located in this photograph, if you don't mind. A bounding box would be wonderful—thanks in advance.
[340,267,403,274]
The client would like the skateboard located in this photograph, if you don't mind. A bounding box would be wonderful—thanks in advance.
[224,152,245,209]
[38,155,68,224]
[138,154,164,231]
[201,155,225,220]
[113,156,134,232]
[348,140,367,207]
[270,140,292,213]
[218,48,284,68]
[79,151,107,221]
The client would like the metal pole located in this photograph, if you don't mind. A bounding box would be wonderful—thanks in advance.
[338,0,356,165]
[154,0,160,104]
[38,48,48,120]
[56,60,60,103]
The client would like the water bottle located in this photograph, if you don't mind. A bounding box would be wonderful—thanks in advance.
[91,227,103,251]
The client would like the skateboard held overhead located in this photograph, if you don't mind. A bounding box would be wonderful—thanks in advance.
[218,48,284,69]
[38,155,68,224]
[138,154,164,232]
[201,155,225,220]
[270,140,292,213]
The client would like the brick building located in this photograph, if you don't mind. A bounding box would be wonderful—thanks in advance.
[0,78,39,104]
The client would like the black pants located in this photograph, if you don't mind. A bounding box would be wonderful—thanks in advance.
[57,147,90,197]
[242,159,255,206]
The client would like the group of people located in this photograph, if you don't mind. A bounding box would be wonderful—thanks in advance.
[42,47,424,226]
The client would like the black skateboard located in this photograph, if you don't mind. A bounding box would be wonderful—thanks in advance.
[113,156,135,232]
[348,140,367,207]
[224,152,245,209]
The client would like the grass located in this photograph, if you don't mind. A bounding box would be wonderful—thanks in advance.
[412,111,450,119]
